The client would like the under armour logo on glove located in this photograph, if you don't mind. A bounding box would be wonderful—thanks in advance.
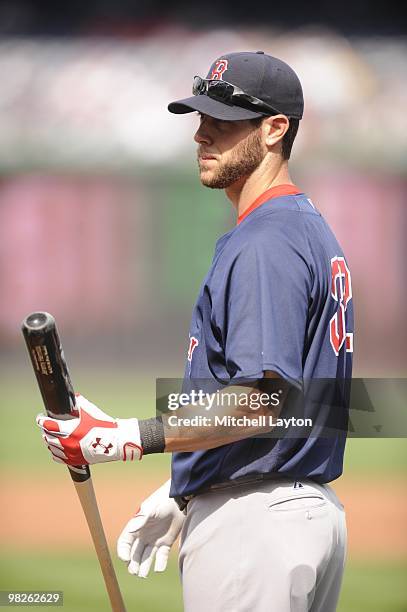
[36,394,143,465]
[92,438,114,454]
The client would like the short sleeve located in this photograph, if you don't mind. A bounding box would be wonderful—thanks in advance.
[211,228,312,384]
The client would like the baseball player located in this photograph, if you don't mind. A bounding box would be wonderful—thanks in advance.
[37,52,354,612]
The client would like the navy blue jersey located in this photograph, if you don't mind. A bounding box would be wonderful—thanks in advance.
[170,185,354,497]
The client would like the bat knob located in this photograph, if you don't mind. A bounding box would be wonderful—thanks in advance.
[22,312,55,332]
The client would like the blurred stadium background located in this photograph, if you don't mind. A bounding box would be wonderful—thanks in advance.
[0,2,406,611]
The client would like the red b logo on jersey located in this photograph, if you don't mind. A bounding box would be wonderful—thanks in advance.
[209,59,228,80]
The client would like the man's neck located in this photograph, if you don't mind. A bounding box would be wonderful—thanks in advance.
[225,159,294,218]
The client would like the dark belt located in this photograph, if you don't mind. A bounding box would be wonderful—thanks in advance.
[174,472,295,512]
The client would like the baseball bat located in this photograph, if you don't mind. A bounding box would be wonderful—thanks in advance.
[22,312,126,612]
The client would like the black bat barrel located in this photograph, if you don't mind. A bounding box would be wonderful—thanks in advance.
[22,311,90,482]
[22,312,75,419]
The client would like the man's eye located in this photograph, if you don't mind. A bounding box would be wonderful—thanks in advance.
[214,119,231,130]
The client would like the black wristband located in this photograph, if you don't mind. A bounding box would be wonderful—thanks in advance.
[138,416,165,454]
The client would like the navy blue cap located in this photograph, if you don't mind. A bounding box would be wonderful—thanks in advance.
[168,51,304,121]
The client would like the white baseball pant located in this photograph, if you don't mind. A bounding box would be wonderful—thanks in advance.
[179,478,346,612]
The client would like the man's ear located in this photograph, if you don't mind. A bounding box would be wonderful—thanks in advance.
[263,115,290,147]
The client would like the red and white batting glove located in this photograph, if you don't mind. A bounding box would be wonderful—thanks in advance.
[117,479,184,578]
[36,394,142,465]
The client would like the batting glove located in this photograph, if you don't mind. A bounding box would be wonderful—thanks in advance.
[117,479,185,578]
[36,394,142,465]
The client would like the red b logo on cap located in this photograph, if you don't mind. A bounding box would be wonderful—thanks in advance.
[209,59,228,80]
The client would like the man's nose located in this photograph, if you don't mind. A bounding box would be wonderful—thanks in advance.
[194,124,212,145]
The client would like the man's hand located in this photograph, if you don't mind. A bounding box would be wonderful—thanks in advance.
[117,480,185,578]
[36,394,142,465]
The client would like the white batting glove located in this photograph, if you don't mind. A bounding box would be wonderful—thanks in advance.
[36,394,143,465]
[117,480,185,578]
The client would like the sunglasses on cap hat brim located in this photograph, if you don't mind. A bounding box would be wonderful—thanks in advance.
[193,76,281,115]
[168,76,283,121]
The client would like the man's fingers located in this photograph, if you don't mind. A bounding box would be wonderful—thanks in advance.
[117,535,133,563]
[40,432,68,463]
[117,515,148,562]
[36,414,62,435]
[49,452,66,464]
[41,434,66,458]
[128,538,143,575]
[36,414,78,438]
[154,545,170,573]
[138,545,156,578]
[42,433,63,448]
[48,446,67,463]
[48,445,68,461]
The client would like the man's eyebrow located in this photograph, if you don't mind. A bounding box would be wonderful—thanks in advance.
[195,113,229,126]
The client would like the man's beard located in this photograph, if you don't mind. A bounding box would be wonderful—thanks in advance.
[198,127,265,189]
